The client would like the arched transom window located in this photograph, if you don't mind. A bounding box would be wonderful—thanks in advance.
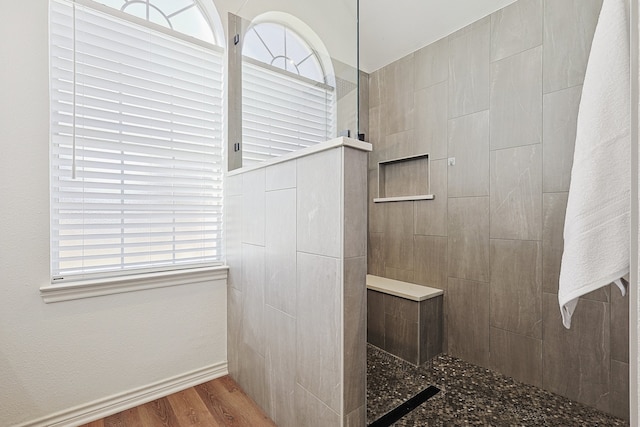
[94,0,216,44]
[243,22,325,84]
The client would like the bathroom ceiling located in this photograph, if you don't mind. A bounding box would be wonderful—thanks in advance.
[359,0,517,72]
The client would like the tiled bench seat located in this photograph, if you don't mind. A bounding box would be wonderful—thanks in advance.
[366,274,444,365]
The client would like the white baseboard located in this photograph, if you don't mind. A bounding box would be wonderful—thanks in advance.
[16,362,228,427]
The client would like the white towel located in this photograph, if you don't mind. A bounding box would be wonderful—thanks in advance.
[558,0,630,329]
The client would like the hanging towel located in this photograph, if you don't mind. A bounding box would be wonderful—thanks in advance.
[558,0,630,329]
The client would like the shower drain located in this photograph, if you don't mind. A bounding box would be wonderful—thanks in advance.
[368,385,441,427]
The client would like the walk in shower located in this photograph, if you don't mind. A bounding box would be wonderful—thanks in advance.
[364,0,632,425]
[226,0,634,425]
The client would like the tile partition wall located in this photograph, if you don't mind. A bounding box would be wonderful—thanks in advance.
[366,0,630,420]
[227,138,370,427]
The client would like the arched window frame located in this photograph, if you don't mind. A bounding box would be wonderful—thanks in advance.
[243,21,328,84]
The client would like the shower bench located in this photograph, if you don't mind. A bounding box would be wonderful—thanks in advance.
[366,274,443,366]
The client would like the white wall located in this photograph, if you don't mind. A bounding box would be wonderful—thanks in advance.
[0,2,227,426]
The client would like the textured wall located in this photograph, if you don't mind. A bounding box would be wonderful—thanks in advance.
[367,0,629,419]
[226,143,368,427]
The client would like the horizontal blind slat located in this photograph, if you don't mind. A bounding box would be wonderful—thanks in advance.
[52,126,223,153]
[242,60,335,166]
[51,79,220,121]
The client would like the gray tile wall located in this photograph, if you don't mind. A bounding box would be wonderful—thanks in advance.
[228,145,368,426]
[366,0,629,419]
[366,289,443,365]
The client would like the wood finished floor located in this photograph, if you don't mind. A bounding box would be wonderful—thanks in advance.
[79,375,277,427]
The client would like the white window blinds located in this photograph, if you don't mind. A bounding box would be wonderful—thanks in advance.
[241,59,335,166]
[50,0,224,281]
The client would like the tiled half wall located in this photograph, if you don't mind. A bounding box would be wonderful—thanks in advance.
[366,0,629,420]
[227,139,370,427]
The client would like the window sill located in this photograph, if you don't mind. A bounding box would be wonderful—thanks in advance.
[40,265,229,303]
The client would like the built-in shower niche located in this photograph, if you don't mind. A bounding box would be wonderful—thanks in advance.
[374,153,434,203]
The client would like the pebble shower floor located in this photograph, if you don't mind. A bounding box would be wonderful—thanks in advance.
[366,344,628,426]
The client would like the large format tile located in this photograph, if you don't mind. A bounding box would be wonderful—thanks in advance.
[490,144,542,240]
[449,16,491,40]
[543,0,603,93]
[447,110,490,197]
[441,293,449,353]
[490,46,542,150]
[542,192,568,294]
[369,130,416,171]
[379,53,415,101]
[226,173,242,197]
[368,105,383,148]
[297,148,342,258]
[226,195,242,290]
[367,289,385,348]
[414,81,448,160]
[369,69,382,109]
[367,232,384,277]
[264,306,296,427]
[383,294,418,363]
[383,201,414,271]
[294,385,341,427]
[414,37,448,90]
[490,239,542,339]
[242,168,266,245]
[611,287,629,363]
[610,360,630,420]
[368,169,384,233]
[490,0,543,62]
[543,85,582,192]
[265,160,296,191]
[345,405,366,427]
[237,342,267,412]
[344,148,368,258]
[419,296,444,364]
[414,159,448,236]
[265,189,297,316]
[447,278,490,368]
[448,18,490,118]
[227,287,242,378]
[241,243,265,356]
[381,55,415,136]
[343,257,367,414]
[384,267,415,283]
[296,252,342,413]
[414,235,448,290]
[542,292,610,413]
[384,293,419,323]
[448,197,490,282]
[489,327,542,387]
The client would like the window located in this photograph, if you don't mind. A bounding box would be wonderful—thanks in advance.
[241,21,336,166]
[49,0,224,282]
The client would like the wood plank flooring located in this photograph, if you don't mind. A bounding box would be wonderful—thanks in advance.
[79,375,277,427]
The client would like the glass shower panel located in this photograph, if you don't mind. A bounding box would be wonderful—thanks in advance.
[221,0,359,170]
